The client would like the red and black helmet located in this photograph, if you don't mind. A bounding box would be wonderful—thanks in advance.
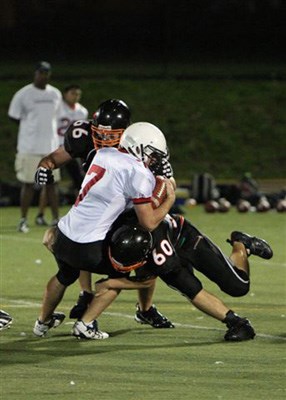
[91,99,131,150]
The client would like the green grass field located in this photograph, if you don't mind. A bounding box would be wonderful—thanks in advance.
[0,205,285,400]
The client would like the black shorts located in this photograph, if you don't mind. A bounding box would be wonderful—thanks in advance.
[53,228,129,286]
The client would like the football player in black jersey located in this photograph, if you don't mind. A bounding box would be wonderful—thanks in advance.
[35,99,174,329]
[84,208,272,342]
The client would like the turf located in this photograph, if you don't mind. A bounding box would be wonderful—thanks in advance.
[0,205,285,400]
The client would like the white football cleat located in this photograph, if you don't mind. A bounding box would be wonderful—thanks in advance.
[33,312,65,337]
[72,320,109,340]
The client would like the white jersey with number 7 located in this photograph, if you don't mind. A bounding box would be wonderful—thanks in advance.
[58,147,155,243]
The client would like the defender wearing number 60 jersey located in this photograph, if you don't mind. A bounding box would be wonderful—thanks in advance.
[94,210,273,342]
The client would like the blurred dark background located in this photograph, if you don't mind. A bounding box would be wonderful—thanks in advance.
[1,0,285,192]
[1,0,285,64]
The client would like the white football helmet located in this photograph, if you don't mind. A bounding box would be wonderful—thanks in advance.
[119,122,168,164]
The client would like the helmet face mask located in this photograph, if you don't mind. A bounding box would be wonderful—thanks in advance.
[91,125,125,149]
[108,225,153,273]
[91,99,130,150]
[120,122,168,164]
[143,144,169,166]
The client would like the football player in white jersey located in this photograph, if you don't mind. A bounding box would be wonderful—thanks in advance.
[33,121,176,339]
[35,99,175,329]
[36,84,89,226]
[8,61,62,233]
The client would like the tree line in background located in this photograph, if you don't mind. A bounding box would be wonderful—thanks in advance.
[1,70,285,183]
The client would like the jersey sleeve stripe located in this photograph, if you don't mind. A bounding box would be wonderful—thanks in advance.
[132,197,152,204]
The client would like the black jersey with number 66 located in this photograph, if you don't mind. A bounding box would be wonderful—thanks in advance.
[64,120,94,159]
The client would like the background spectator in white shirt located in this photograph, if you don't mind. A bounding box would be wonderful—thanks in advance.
[8,61,62,232]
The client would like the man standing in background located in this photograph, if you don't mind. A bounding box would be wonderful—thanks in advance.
[8,61,62,232]
[36,84,88,226]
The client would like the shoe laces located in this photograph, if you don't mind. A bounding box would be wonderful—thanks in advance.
[84,319,99,332]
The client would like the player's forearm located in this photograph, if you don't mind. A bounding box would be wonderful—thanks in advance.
[95,277,156,294]
[151,178,176,229]
[136,181,176,231]
[38,147,72,169]
[38,155,57,170]
[148,198,175,230]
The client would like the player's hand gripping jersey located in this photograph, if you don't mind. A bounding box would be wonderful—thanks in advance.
[58,147,155,243]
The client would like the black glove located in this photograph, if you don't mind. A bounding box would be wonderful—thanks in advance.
[34,167,54,185]
[149,158,173,179]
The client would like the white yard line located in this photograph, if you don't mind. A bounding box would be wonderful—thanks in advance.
[1,298,285,341]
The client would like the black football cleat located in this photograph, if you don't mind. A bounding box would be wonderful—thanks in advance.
[134,304,175,328]
[69,291,94,319]
[224,317,256,342]
[227,231,273,259]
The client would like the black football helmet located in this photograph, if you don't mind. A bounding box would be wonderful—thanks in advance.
[91,99,131,150]
[108,225,153,273]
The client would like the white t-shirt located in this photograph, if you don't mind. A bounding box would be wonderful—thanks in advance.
[57,101,88,145]
[8,83,62,154]
[58,147,155,243]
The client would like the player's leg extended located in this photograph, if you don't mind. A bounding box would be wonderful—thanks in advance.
[33,275,66,337]
[181,228,250,297]
[33,259,80,337]
[161,268,255,341]
[38,275,66,323]
[191,288,230,320]
[192,288,255,342]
